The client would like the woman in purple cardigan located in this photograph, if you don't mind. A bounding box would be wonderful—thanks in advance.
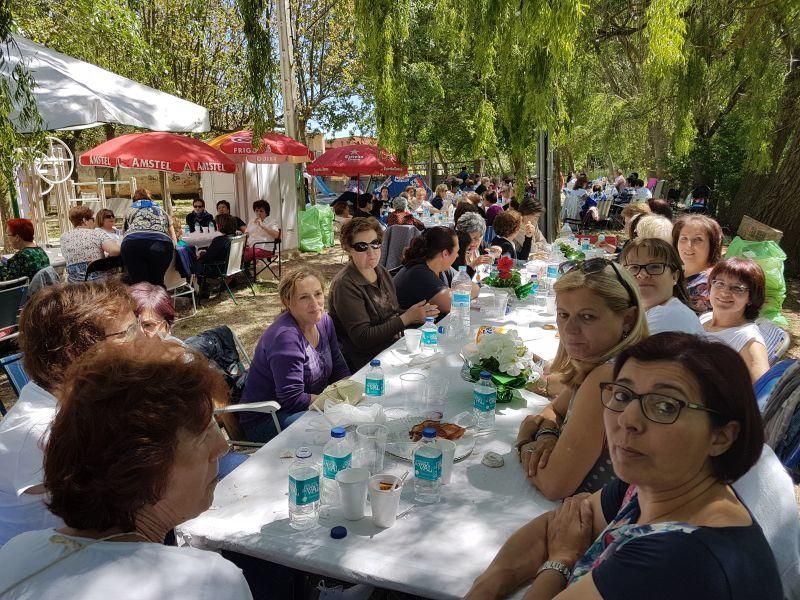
[240,268,351,442]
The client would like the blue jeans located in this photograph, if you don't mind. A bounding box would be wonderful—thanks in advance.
[241,410,304,443]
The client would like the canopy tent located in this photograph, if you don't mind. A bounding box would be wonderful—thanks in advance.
[3,36,210,133]
[306,144,407,177]
[378,174,431,199]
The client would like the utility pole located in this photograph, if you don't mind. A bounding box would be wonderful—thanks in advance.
[276,0,299,140]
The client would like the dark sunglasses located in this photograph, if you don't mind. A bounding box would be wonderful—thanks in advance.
[351,240,381,252]
[559,257,636,307]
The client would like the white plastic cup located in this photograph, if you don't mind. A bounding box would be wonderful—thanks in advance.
[368,474,403,528]
[335,468,370,520]
[545,294,556,315]
[355,424,388,475]
[492,289,509,318]
[424,379,449,417]
[400,372,427,412]
[438,439,457,485]
[404,329,422,354]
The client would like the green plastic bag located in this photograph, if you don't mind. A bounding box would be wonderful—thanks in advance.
[298,207,323,253]
[317,205,334,247]
[724,236,787,327]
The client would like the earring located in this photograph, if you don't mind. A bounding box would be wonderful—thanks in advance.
[622,330,629,339]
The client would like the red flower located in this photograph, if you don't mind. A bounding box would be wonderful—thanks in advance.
[498,257,513,272]
[498,270,511,280]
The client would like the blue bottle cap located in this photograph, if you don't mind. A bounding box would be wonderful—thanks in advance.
[425,316,435,323]
[370,359,381,367]
[330,526,347,539]
[437,325,446,334]
[331,427,347,438]
[480,370,491,379]
[422,427,437,439]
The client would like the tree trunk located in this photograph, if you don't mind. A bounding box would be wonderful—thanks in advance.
[747,129,800,276]
[0,172,13,253]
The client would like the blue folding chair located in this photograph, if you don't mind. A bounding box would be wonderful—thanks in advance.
[0,353,30,415]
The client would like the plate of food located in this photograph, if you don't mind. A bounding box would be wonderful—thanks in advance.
[384,416,475,463]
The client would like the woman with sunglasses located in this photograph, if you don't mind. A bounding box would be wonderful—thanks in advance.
[515,258,647,501]
[700,257,769,382]
[329,218,438,371]
[620,238,704,335]
[0,281,138,547]
[468,333,784,600]
[60,206,121,284]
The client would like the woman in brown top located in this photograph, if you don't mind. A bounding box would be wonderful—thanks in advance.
[329,218,439,371]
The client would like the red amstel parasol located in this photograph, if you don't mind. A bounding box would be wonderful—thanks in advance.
[80,132,236,173]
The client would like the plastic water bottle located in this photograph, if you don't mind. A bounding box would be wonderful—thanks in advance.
[529,274,539,295]
[450,266,472,341]
[183,224,190,236]
[560,222,572,237]
[597,233,606,249]
[413,427,442,503]
[288,447,320,530]
[473,371,497,430]
[321,427,352,505]
[209,220,216,232]
[581,237,590,252]
[365,359,385,398]
[423,205,431,220]
[421,317,438,355]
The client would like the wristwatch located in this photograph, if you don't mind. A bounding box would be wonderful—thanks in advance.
[536,560,572,583]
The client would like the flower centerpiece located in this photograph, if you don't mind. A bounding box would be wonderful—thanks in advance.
[482,257,535,300]
[462,329,542,402]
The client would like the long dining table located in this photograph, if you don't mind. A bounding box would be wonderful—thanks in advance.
[178,291,562,599]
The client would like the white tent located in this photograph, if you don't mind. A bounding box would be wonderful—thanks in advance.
[4,36,210,133]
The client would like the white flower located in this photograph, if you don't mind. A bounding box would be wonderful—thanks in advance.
[475,330,531,377]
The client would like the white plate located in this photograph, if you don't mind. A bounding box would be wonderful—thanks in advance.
[383,416,475,463]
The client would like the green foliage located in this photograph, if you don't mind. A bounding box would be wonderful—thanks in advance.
[236,0,278,138]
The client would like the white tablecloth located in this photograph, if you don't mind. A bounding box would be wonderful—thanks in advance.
[178,294,561,599]
[181,230,222,249]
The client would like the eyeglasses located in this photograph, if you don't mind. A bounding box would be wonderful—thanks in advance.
[104,320,142,342]
[624,262,668,277]
[139,318,170,335]
[710,279,749,295]
[351,240,381,252]
[559,258,636,307]
[193,205,204,209]
[600,382,722,425]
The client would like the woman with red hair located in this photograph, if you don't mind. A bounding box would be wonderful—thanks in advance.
[0,218,49,281]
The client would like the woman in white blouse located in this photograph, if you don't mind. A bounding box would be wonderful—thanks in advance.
[620,238,704,336]
[701,257,770,383]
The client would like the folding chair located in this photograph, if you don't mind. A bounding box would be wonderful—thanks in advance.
[164,252,197,320]
[249,229,282,282]
[757,318,791,366]
[0,352,30,414]
[84,255,124,281]
[0,277,28,342]
[197,235,255,305]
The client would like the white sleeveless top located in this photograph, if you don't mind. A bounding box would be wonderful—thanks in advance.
[700,313,765,353]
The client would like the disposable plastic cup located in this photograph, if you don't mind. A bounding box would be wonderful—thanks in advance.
[369,474,403,528]
[336,468,370,520]
[400,372,427,412]
[438,439,457,485]
[480,290,498,317]
[355,424,388,475]
[404,329,422,354]
[424,379,450,417]
[545,294,556,315]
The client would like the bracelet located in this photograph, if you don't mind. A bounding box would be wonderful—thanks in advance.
[534,427,560,441]
[536,560,572,583]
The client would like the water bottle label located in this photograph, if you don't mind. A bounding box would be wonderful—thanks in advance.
[452,291,470,308]
[421,329,438,346]
[289,474,320,505]
[546,265,558,279]
[365,377,384,396]
[322,452,352,479]
[473,389,497,412]
[414,453,442,481]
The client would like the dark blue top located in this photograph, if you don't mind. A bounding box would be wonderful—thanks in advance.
[576,479,784,600]
[240,311,350,423]
[393,263,453,313]
[185,210,215,232]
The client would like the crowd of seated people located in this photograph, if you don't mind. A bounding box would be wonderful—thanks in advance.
[60,206,120,284]
[0,170,795,600]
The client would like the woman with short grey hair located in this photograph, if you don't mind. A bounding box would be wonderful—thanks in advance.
[387,195,424,231]
[454,212,493,275]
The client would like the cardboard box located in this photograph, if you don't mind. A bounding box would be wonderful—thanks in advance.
[737,215,783,243]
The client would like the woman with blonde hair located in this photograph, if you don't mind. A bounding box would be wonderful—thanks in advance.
[515,258,648,500]
[432,183,450,212]
[634,214,673,243]
[240,267,350,442]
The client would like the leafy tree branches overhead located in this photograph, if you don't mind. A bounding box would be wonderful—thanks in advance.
[237,0,278,138]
